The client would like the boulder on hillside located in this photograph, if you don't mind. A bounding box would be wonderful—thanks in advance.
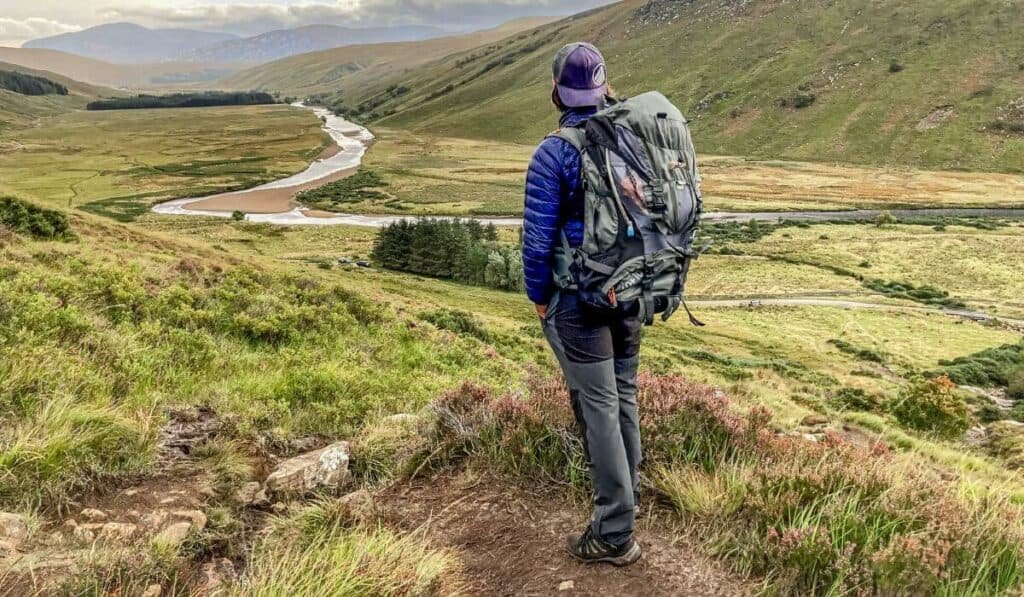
[265,441,350,495]
[801,414,830,427]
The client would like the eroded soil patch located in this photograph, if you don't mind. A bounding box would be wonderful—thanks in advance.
[377,470,750,596]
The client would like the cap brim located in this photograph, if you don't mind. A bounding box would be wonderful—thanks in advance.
[556,83,607,108]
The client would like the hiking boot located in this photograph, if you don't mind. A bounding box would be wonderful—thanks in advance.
[566,527,642,566]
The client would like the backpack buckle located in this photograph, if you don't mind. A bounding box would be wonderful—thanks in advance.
[645,182,668,218]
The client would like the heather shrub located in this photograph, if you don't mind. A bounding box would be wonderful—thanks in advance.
[421,373,1024,594]
[888,376,972,439]
[638,374,770,471]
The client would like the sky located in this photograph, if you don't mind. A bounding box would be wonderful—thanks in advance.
[0,0,616,46]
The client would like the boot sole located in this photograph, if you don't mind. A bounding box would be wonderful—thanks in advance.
[569,541,642,567]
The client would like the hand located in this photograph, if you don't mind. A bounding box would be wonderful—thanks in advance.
[535,304,549,320]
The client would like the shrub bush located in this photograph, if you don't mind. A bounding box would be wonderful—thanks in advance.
[0,197,72,240]
[1008,366,1024,401]
[888,376,971,439]
[418,308,491,342]
[833,387,884,412]
[937,340,1024,387]
[828,338,886,364]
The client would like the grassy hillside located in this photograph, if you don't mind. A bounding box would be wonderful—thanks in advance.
[220,17,556,97]
[4,94,1024,591]
[0,47,245,91]
[272,0,1024,173]
[0,61,119,130]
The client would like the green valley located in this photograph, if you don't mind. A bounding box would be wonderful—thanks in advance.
[3,1,1024,594]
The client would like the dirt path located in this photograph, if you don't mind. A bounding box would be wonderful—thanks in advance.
[377,470,749,596]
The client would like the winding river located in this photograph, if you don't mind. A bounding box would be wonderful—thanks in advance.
[153,105,1024,227]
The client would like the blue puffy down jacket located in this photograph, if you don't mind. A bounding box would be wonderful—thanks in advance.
[522,108,596,305]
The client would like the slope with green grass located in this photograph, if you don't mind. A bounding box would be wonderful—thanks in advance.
[0,61,119,129]
[220,17,556,97]
[259,0,1024,173]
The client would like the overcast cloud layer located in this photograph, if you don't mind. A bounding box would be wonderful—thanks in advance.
[0,0,615,45]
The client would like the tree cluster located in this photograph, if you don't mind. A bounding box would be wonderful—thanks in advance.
[372,219,524,292]
[87,91,276,111]
[0,71,68,96]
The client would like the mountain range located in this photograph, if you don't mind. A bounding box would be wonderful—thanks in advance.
[22,22,447,66]
[182,24,445,64]
[22,23,238,64]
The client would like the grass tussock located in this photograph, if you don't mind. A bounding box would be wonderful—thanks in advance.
[418,374,1024,595]
[0,397,155,509]
[235,501,463,596]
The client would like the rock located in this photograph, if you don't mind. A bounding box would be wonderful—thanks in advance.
[98,522,137,541]
[62,519,78,530]
[0,513,29,546]
[271,502,287,514]
[154,522,194,548]
[265,441,350,494]
[79,508,107,523]
[288,436,322,454]
[0,539,17,555]
[236,482,270,507]
[558,580,575,591]
[172,510,208,531]
[159,497,178,505]
[142,510,170,530]
[142,584,163,597]
[801,433,821,443]
[73,526,96,542]
[337,489,375,524]
[201,557,236,595]
[801,415,830,427]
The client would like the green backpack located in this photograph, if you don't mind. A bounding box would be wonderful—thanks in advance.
[550,91,705,326]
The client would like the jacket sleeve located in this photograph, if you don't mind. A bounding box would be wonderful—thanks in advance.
[522,137,574,305]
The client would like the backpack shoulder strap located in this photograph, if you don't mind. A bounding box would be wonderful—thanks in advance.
[546,125,586,153]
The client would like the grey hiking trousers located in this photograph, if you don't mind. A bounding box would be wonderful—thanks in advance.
[542,291,643,547]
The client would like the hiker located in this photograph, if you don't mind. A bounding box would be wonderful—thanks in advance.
[522,42,703,567]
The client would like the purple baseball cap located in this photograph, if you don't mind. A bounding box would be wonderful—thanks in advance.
[552,42,608,108]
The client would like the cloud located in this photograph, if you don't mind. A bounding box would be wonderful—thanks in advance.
[99,1,612,35]
[0,17,82,47]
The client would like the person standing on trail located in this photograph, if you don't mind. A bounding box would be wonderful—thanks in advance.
[522,42,704,567]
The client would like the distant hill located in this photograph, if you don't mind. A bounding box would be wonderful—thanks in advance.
[0,61,115,129]
[0,48,245,90]
[183,24,446,64]
[257,0,1023,173]
[23,23,238,64]
[220,17,558,96]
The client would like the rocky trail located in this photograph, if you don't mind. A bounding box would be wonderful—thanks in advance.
[0,402,756,595]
